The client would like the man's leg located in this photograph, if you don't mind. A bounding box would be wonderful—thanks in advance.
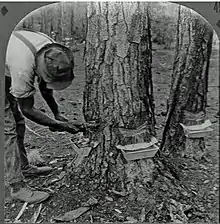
[4,95,24,185]
[5,76,52,177]
[5,75,29,168]
[8,95,29,169]
[4,90,49,203]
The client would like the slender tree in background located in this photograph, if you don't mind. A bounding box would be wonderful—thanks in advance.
[79,2,155,198]
[160,6,213,158]
[204,31,213,97]
[16,2,87,43]
[54,3,63,42]
[70,5,75,37]
[40,8,46,33]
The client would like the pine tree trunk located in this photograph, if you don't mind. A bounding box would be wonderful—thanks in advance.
[40,9,44,32]
[70,4,74,36]
[161,7,213,160]
[77,2,155,198]
[55,3,63,42]
[61,2,65,40]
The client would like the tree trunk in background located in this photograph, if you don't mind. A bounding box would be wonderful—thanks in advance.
[54,3,63,42]
[43,7,51,36]
[39,9,44,33]
[61,2,65,41]
[161,7,213,159]
[16,2,87,43]
[80,2,155,198]
[70,4,75,37]
[40,8,48,34]
[204,31,213,98]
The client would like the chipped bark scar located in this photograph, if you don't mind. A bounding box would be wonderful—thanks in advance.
[1,5,8,16]
[180,111,213,138]
[180,120,213,138]
[183,111,205,125]
[116,120,153,148]
[118,121,148,137]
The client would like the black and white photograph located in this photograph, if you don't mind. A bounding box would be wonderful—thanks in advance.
[2,1,219,223]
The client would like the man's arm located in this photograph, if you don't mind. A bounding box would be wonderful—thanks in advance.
[38,81,68,121]
[17,96,78,134]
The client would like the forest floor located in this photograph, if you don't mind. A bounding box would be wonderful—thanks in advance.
[4,43,219,223]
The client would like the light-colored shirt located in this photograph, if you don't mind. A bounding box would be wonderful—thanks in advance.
[5,30,54,98]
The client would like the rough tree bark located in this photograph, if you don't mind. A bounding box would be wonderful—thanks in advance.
[161,7,213,159]
[80,2,156,198]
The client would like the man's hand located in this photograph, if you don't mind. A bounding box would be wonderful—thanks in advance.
[49,121,100,134]
[49,121,81,134]
[55,113,68,122]
[49,120,102,135]
[61,122,81,134]
[82,121,102,134]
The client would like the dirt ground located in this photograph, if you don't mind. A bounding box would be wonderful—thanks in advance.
[4,43,219,223]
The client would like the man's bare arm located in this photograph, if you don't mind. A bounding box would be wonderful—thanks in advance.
[17,96,78,133]
[39,81,59,115]
[39,81,68,121]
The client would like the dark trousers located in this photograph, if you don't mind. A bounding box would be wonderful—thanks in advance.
[5,76,29,169]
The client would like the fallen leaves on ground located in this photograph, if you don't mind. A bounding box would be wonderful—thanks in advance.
[53,207,90,222]
[30,204,42,223]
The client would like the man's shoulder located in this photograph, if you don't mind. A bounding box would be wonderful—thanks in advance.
[15,30,55,51]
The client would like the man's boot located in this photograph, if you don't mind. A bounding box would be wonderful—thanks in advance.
[10,181,50,204]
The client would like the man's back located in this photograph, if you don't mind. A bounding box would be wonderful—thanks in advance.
[5,30,54,98]
[6,30,55,75]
